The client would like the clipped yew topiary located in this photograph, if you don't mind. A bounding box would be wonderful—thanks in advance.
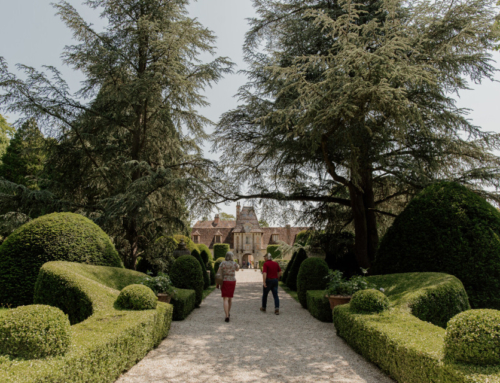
[0,212,122,307]
[297,257,329,308]
[115,284,157,310]
[445,309,500,366]
[198,244,213,261]
[283,250,297,284]
[214,257,225,275]
[375,182,500,309]
[0,305,71,359]
[350,289,390,314]
[286,248,308,291]
[213,243,230,260]
[192,249,210,290]
[170,255,204,307]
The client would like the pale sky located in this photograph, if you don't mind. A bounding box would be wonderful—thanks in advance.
[1,0,500,224]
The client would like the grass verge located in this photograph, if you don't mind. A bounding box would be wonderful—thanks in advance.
[202,286,216,301]
[279,281,299,303]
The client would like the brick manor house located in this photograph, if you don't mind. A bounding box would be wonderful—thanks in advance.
[192,203,309,265]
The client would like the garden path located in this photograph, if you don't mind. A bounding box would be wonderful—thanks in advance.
[116,269,393,383]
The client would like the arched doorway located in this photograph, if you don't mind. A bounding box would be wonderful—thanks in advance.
[242,253,255,269]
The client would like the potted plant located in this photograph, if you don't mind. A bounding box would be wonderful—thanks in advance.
[140,273,177,303]
[324,270,374,309]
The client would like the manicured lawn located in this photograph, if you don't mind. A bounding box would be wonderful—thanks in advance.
[0,308,7,313]
[279,281,299,303]
[202,286,216,301]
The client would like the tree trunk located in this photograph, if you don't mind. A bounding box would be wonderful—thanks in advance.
[348,184,372,269]
[124,219,139,270]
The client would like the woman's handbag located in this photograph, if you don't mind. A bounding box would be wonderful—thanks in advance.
[215,266,223,286]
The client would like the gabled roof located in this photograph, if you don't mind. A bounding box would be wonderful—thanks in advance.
[193,220,236,229]
[192,230,201,236]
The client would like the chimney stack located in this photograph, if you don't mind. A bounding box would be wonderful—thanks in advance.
[236,202,241,220]
[286,224,291,244]
[214,214,220,226]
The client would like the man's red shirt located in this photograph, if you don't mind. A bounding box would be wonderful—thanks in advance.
[263,260,281,279]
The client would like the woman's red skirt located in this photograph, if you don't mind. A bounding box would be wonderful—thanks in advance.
[221,281,236,298]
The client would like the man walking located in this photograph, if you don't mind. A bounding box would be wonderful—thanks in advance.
[260,253,282,315]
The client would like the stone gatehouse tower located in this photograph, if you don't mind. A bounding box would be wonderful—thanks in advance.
[191,203,309,265]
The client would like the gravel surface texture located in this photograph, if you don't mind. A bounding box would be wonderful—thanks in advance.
[116,269,394,383]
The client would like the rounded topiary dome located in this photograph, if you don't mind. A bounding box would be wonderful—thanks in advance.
[350,289,390,314]
[170,255,204,307]
[297,257,329,308]
[115,285,157,310]
[0,212,122,307]
[0,305,71,359]
[374,182,500,309]
[445,309,500,365]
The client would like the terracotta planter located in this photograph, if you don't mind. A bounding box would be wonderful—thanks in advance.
[326,295,352,310]
[157,293,172,304]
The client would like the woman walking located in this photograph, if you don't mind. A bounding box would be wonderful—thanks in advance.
[216,251,239,322]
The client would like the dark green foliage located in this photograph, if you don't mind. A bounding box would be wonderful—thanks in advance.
[445,309,500,366]
[266,245,281,259]
[306,291,332,322]
[174,235,198,252]
[333,272,488,382]
[318,232,358,277]
[213,243,230,260]
[297,257,329,308]
[10,261,173,382]
[295,231,311,246]
[198,244,212,261]
[0,305,71,359]
[208,261,215,285]
[170,255,204,307]
[214,257,225,274]
[171,288,196,321]
[200,249,209,264]
[375,182,500,309]
[136,236,177,276]
[283,250,297,284]
[200,249,216,285]
[0,212,122,307]
[276,259,289,279]
[286,248,307,291]
[115,285,157,311]
[350,290,389,314]
[191,249,209,290]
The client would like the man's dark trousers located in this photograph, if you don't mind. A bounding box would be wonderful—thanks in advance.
[262,278,279,309]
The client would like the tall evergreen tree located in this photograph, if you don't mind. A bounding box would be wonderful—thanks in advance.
[214,0,500,269]
[0,0,233,268]
[0,114,14,162]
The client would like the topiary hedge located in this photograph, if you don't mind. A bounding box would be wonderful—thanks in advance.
[191,249,210,290]
[266,245,281,259]
[170,288,196,321]
[306,291,332,322]
[213,243,230,260]
[5,261,173,383]
[445,309,500,366]
[214,257,225,275]
[283,250,297,284]
[115,284,157,310]
[0,305,71,359]
[170,255,204,307]
[198,244,212,261]
[297,257,329,308]
[286,248,307,291]
[350,289,389,314]
[375,182,500,309]
[332,272,497,383]
[0,212,123,308]
[173,234,199,252]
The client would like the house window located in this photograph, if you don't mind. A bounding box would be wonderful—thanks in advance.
[272,234,279,242]
[193,235,200,244]
[215,235,222,243]
[246,236,250,245]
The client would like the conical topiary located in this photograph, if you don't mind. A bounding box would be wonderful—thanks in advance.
[191,249,210,290]
[283,250,297,284]
[297,258,329,308]
[200,249,215,286]
[375,181,500,309]
[286,248,308,291]
[170,255,204,307]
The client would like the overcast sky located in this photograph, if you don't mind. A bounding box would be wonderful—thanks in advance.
[1,0,500,223]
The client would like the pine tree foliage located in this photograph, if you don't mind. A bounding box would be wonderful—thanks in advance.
[214,0,500,268]
[0,0,233,268]
[0,114,14,162]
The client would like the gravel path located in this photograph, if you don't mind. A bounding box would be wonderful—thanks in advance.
[116,269,393,383]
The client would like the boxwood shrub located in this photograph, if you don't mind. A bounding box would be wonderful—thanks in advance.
[170,255,204,307]
[283,250,297,284]
[286,248,307,291]
[350,289,389,314]
[445,309,500,366]
[297,258,329,308]
[115,285,157,310]
[213,243,230,260]
[214,257,225,274]
[198,244,212,261]
[192,249,210,290]
[0,212,122,308]
[306,291,332,322]
[375,182,500,309]
[173,235,199,252]
[0,305,71,359]
[170,288,196,321]
[332,272,499,383]
[266,245,281,259]
[3,261,173,383]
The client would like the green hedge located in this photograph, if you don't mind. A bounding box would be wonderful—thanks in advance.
[332,272,500,383]
[3,261,173,383]
[375,182,500,309]
[306,291,332,322]
[191,249,210,290]
[283,250,297,283]
[350,289,389,314]
[214,257,225,274]
[213,243,230,260]
[266,245,281,259]
[286,248,307,291]
[0,212,122,308]
[115,285,157,310]
[198,244,212,261]
[170,255,204,307]
[297,257,329,308]
[171,288,196,321]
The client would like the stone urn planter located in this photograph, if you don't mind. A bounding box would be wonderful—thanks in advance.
[157,293,172,304]
[326,295,352,309]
